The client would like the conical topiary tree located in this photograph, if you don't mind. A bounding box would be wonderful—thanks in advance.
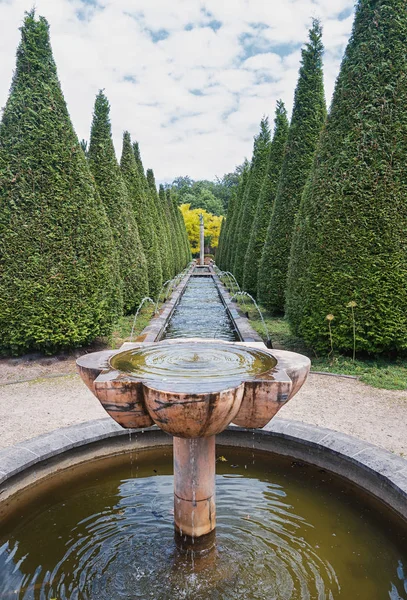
[0,12,121,355]
[224,161,250,272]
[261,20,326,314]
[174,196,191,267]
[179,204,192,265]
[244,100,289,297]
[167,188,183,272]
[120,132,162,299]
[232,118,271,284]
[216,212,226,267]
[146,168,172,282]
[88,91,148,313]
[159,184,175,277]
[286,0,407,354]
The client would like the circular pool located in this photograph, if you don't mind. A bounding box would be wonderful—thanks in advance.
[0,438,406,599]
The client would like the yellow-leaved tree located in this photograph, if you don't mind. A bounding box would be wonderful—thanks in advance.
[180,204,223,255]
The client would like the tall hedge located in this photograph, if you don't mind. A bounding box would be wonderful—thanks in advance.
[0,12,121,355]
[260,20,326,313]
[286,0,407,354]
[232,119,271,284]
[216,212,227,267]
[244,101,289,297]
[88,91,148,313]
[120,132,162,299]
[167,188,183,272]
[174,196,191,266]
[146,168,172,281]
[159,184,175,277]
[223,161,250,273]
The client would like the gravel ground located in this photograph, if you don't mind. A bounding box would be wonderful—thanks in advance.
[1,371,406,455]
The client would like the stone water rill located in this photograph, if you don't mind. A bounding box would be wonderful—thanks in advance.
[77,339,310,550]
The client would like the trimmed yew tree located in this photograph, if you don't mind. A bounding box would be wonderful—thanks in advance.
[224,161,250,272]
[147,168,172,281]
[0,13,121,355]
[286,0,407,354]
[159,184,176,276]
[232,119,271,284]
[174,197,191,266]
[120,132,162,299]
[261,20,326,313]
[216,212,226,267]
[167,188,183,272]
[88,91,148,313]
[244,101,289,297]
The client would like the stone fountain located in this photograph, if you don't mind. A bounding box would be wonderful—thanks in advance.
[77,339,310,548]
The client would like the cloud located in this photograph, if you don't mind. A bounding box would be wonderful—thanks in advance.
[0,0,355,182]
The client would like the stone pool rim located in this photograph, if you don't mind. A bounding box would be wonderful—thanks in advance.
[0,418,406,523]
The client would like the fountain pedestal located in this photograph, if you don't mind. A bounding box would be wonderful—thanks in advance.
[174,436,216,538]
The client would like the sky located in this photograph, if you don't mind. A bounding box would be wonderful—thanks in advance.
[0,0,355,183]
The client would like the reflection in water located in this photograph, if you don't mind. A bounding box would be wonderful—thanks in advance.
[0,448,406,599]
[163,277,238,341]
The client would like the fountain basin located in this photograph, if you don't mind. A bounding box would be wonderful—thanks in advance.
[0,424,406,599]
[77,340,310,437]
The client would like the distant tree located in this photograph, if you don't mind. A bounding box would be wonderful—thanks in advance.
[214,169,241,211]
[188,188,224,216]
[232,118,272,284]
[260,20,326,314]
[120,132,162,299]
[286,0,407,354]
[171,175,194,204]
[0,12,121,355]
[88,91,148,313]
[180,205,223,255]
[168,169,241,214]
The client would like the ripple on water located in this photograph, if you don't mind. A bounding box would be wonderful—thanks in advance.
[110,342,276,388]
[0,449,406,600]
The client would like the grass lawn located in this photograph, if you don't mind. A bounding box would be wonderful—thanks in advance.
[234,296,407,391]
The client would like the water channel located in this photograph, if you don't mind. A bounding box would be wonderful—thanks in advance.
[163,276,238,341]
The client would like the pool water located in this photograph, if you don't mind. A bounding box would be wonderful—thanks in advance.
[0,446,406,599]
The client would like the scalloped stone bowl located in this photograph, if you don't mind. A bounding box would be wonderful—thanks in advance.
[77,339,310,437]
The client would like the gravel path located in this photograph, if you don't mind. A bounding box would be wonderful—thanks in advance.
[1,372,406,455]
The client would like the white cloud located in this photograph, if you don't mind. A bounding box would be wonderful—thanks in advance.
[0,0,355,182]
